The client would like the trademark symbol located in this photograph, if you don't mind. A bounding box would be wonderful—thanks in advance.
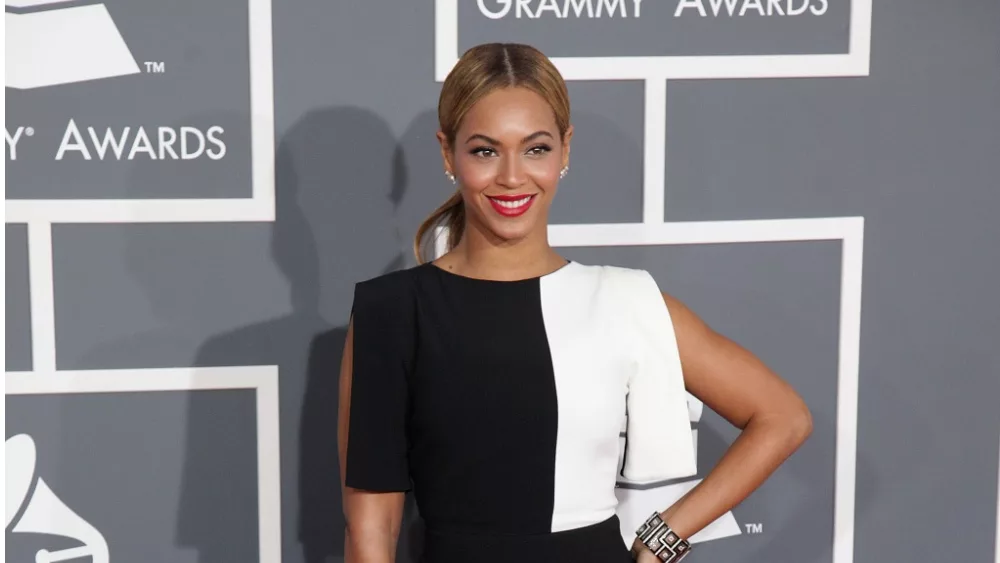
[744,523,763,534]
[144,61,166,74]
[25,127,34,136]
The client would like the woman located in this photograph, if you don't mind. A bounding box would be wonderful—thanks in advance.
[337,42,813,563]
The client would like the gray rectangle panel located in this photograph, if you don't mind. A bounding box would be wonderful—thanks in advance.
[459,0,849,58]
[553,81,645,224]
[6,0,254,199]
[52,223,292,370]
[6,224,34,371]
[6,388,259,562]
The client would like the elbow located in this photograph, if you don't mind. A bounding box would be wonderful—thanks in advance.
[786,399,813,448]
[754,398,812,451]
[751,393,813,446]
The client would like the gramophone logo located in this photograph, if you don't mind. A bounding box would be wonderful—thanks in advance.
[6,434,110,563]
[5,0,141,89]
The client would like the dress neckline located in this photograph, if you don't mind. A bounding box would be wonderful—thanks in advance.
[426,259,575,284]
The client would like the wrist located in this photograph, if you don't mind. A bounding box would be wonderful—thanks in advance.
[633,511,692,562]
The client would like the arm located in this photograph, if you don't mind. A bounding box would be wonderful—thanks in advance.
[634,293,813,556]
[338,317,406,563]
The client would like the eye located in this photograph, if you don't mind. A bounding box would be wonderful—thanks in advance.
[526,144,552,156]
[470,146,497,158]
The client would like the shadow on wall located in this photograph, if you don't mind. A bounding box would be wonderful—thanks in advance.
[393,108,460,269]
[172,106,439,563]
[80,110,262,369]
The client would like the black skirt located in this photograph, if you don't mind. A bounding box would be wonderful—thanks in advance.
[421,514,634,563]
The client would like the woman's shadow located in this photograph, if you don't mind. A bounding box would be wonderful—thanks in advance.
[176,106,436,563]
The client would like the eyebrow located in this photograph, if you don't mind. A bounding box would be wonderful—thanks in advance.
[464,130,554,146]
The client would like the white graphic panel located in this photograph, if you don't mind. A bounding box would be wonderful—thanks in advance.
[6,3,140,90]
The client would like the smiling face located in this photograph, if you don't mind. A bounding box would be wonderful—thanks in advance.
[439,86,572,245]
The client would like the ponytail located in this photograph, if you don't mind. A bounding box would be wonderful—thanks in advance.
[413,191,465,264]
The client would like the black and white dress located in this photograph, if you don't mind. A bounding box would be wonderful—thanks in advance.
[345,260,697,563]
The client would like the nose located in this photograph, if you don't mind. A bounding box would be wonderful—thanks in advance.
[495,153,527,189]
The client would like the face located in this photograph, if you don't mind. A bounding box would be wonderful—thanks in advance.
[438,87,572,245]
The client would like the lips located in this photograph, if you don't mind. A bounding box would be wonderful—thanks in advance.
[487,194,536,217]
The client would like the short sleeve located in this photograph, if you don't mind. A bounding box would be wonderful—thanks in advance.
[343,277,415,492]
[620,269,698,483]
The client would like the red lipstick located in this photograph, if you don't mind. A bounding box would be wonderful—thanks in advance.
[487,193,536,218]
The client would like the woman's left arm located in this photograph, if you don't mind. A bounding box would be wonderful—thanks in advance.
[638,292,814,549]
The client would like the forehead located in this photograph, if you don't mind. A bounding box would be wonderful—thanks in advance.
[460,87,558,137]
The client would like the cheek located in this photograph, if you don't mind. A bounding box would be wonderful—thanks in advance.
[526,160,561,188]
[454,156,495,188]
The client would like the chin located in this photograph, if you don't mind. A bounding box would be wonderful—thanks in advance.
[476,213,540,244]
[487,223,535,244]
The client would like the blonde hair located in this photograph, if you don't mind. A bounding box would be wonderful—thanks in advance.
[413,43,571,264]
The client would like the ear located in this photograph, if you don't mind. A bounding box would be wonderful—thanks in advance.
[436,130,454,175]
[561,124,574,169]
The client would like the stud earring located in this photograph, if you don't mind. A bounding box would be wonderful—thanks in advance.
[445,171,456,184]
[559,166,569,179]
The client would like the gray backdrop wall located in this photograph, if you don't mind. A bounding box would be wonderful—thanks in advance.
[5,1,999,562]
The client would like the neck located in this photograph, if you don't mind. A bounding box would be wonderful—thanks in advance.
[447,221,564,280]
